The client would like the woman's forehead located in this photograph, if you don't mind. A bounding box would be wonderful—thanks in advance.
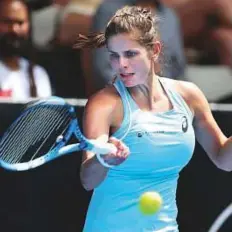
[107,33,144,52]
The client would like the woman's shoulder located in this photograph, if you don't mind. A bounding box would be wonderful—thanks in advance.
[85,84,120,112]
[160,77,200,98]
[161,77,207,113]
[173,78,204,102]
[90,84,119,100]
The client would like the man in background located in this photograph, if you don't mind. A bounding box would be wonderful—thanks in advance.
[0,0,52,99]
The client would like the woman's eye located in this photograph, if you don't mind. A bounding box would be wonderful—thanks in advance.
[125,51,137,58]
[109,53,119,59]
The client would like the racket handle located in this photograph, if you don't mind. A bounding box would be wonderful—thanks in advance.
[89,139,117,155]
[58,140,117,156]
[58,144,81,155]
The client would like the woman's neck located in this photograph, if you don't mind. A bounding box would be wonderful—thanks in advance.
[128,75,165,110]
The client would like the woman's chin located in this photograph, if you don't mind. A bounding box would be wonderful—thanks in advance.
[120,78,137,87]
[124,82,136,88]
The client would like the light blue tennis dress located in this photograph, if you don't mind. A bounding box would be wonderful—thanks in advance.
[83,77,195,232]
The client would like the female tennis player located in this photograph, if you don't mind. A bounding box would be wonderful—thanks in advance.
[74,5,232,232]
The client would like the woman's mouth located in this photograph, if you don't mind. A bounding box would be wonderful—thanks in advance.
[120,73,135,78]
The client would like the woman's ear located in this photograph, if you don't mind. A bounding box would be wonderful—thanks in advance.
[152,41,161,61]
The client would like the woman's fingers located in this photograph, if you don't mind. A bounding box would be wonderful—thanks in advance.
[100,137,130,165]
[109,137,130,156]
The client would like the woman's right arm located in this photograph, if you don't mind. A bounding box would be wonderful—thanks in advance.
[80,88,122,191]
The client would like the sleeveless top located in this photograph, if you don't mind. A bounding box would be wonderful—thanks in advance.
[83,77,195,232]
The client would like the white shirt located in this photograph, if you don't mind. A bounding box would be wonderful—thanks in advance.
[0,58,52,100]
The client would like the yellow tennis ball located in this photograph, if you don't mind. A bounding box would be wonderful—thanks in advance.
[139,191,163,215]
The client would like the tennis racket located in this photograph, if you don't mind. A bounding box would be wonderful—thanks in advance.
[0,96,116,171]
[208,202,232,232]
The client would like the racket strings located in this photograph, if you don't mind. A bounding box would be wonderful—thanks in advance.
[23,106,72,161]
[8,107,48,159]
[1,107,42,162]
[1,106,52,162]
[29,107,71,161]
[2,106,70,163]
[11,106,61,162]
[18,106,71,162]
[1,106,38,152]
[22,106,63,155]
[0,105,72,164]
[0,107,39,158]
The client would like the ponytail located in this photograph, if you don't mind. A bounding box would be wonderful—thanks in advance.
[73,32,106,49]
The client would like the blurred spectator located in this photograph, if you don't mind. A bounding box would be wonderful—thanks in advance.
[31,0,71,49]
[33,0,101,98]
[90,0,186,91]
[162,0,232,66]
[55,0,101,46]
[32,0,101,49]
[209,28,232,67]
[0,0,52,100]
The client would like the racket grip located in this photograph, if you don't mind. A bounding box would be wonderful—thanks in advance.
[89,139,117,155]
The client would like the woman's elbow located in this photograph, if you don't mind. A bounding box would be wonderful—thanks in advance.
[215,163,232,172]
[81,181,94,191]
[81,182,94,191]
[214,157,232,172]
[80,172,95,191]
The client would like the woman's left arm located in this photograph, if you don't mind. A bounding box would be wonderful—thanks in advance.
[178,81,232,171]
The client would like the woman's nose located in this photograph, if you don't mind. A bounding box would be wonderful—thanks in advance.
[119,57,129,68]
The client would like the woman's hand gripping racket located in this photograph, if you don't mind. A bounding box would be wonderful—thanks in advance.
[0,97,117,171]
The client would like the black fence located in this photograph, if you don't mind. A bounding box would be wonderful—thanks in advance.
[0,101,232,232]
